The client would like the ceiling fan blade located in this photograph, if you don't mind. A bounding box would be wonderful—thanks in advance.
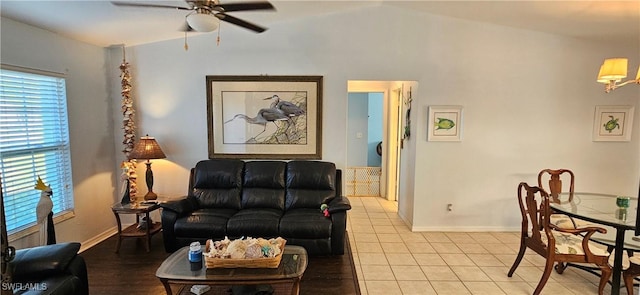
[217,1,275,12]
[111,1,191,10]
[216,13,267,33]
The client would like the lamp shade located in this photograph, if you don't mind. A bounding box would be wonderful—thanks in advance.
[597,64,611,84]
[186,13,220,32]
[598,58,628,81]
[636,65,640,81]
[128,135,166,160]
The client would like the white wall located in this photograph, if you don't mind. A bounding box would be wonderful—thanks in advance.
[111,5,639,231]
[409,12,640,231]
[1,17,118,249]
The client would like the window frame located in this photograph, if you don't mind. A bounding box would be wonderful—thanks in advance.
[0,64,75,241]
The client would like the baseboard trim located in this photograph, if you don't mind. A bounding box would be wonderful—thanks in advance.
[79,226,118,253]
[410,226,520,232]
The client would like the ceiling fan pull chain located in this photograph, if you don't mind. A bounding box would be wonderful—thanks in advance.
[184,31,189,51]
[217,26,221,46]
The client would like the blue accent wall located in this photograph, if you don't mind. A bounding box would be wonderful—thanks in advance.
[368,93,383,167]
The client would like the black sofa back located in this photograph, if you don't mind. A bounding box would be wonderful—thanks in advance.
[191,159,243,210]
[286,161,337,210]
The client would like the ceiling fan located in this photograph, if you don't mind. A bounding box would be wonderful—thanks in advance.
[111,0,275,33]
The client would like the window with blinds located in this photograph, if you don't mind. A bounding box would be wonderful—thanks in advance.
[0,67,74,235]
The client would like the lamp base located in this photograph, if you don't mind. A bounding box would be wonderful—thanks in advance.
[144,191,158,201]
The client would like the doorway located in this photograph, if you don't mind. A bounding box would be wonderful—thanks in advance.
[346,92,384,198]
[346,81,406,202]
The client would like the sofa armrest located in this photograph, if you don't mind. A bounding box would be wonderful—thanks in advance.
[11,242,81,281]
[328,196,351,214]
[160,196,197,215]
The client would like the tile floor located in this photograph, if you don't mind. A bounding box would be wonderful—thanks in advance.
[347,196,619,295]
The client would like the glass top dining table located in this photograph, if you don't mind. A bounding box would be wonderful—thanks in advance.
[549,192,638,295]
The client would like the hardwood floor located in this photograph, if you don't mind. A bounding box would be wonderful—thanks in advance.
[80,232,359,295]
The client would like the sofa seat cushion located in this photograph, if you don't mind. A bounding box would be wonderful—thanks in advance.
[280,208,332,239]
[227,208,283,238]
[174,208,236,238]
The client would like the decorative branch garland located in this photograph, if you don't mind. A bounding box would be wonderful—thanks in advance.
[120,46,138,201]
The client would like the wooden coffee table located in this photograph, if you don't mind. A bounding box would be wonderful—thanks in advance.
[156,245,308,295]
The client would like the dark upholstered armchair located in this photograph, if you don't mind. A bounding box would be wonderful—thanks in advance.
[9,243,88,295]
[1,176,88,295]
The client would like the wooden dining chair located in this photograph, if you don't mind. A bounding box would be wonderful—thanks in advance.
[537,169,585,230]
[537,169,575,202]
[623,255,640,295]
[508,182,612,295]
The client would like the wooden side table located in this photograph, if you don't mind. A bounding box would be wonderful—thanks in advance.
[111,202,162,253]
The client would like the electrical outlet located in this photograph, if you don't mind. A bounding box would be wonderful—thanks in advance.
[447,204,453,211]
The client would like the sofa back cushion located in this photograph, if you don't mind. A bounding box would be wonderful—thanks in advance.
[191,159,244,210]
[285,161,337,210]
[242,161,286,210]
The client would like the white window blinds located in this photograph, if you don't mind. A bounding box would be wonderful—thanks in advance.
[0,67,74,234]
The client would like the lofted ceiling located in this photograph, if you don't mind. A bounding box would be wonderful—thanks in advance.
[0,0,639,48]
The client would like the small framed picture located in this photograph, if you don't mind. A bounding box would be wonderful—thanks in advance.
[592,105,634,142]
[428,105,463,142]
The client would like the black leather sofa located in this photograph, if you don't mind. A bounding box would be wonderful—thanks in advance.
[160,159,351,255]
[10,242,88,295]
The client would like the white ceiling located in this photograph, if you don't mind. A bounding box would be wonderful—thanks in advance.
[1,0,639,47]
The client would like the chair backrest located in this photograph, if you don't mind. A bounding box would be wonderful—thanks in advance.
[517,182,553,254]
[537,169,575,202]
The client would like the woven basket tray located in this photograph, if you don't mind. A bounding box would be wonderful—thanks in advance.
[204,239,286,269]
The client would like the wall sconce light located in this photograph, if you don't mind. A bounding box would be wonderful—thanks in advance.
[128,134,166,200]
[597,58,640,93]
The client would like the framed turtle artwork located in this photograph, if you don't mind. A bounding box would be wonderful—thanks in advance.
[427,105,463,142]
[592,105,634,142]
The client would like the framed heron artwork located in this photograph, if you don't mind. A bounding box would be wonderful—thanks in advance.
[206,75,323,159]
[427,105,463,142]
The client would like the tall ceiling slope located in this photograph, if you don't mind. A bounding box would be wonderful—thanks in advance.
[0,1,638,47]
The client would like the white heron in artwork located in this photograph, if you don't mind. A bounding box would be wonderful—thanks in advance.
[224,107,289,139]
[264,95,305,118]
[35,176,54,246]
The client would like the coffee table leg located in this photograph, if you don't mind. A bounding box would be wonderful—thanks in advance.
[291,279,301,295]
[159,279,173,295]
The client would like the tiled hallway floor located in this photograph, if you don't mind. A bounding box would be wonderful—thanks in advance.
[347,196,616,295]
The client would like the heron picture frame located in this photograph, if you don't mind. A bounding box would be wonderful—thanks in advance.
[206,75,323,159]
[592,105,634,142]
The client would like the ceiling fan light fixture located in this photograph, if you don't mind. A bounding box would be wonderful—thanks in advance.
[186,13,220,32]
